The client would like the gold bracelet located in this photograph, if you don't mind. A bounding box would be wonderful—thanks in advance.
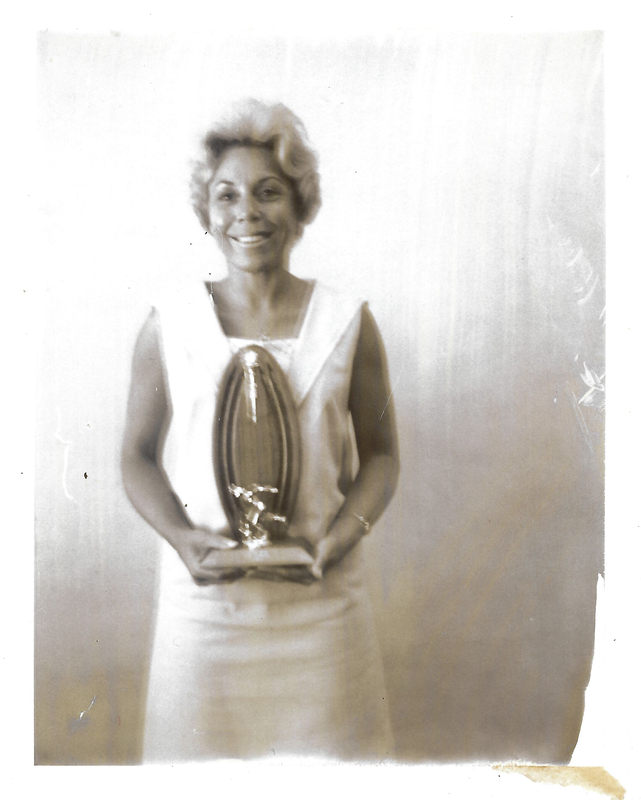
[339,512,371,534]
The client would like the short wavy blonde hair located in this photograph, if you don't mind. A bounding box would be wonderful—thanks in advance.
[191,99,321,233]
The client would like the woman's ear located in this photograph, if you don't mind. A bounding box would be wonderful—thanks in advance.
[292,220,304,244]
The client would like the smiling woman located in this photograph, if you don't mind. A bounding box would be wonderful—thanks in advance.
[121,99,399,762]
[209,146,300,276]
[191,99,321,233]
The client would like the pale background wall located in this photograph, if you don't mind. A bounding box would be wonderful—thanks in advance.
[35,31,604,764]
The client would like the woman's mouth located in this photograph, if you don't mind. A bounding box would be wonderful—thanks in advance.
[232,233,272,248]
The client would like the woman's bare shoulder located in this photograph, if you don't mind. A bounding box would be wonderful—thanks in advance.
[130,307,163,382]
[137,307,161,345]
[355,303,386,366]
[124,308,167,452]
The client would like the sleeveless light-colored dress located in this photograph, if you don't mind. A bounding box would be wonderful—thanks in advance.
[142,280,393,762]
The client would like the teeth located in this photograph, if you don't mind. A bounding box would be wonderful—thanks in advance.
[235,235,267,244]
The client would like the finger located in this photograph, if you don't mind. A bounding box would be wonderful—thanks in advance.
[310,547,327,580]
[212,568,244,583]
[206,533,239,550]
[278,566,318,584]
[311,537,335,577]
[192,568,244,585]
[198,543,242,568]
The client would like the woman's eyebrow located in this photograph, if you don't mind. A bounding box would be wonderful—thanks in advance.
[253,175,287,185]
[214,176,284,187]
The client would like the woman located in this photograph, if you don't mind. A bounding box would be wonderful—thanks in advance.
[122,100,399,762]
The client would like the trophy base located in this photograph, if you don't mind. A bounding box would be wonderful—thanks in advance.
[201,542,314,569]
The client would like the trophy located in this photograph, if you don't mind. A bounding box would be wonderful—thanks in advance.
[204,344,314,568]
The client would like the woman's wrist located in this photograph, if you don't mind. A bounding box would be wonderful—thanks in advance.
[312,513,367,579]
[327,511,369,552]
[338,511,371,534]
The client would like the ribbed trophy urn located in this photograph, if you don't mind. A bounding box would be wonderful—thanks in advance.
[206,344,313,568]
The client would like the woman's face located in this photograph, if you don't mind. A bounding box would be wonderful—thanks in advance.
[209,145,299,274]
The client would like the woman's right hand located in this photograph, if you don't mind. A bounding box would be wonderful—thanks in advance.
[123,313,244,586]
[174,526,245,585]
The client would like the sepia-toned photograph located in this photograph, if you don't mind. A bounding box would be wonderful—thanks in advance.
[34,29,606,770]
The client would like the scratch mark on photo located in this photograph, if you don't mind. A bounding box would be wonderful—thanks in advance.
[54,405,75,501]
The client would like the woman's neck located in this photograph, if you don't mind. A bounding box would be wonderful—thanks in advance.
[223,266,291,314]
[209,266,311,340]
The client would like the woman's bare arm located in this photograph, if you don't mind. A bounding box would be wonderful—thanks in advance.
[121,310,239,583]
[312,305,400,576]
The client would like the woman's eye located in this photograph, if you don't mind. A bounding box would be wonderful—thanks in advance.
[215,190,235,202]
[259,186,281,199]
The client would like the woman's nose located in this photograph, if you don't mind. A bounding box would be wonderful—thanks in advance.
[236,194,260,222]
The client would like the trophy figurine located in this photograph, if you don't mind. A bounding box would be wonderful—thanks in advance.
[204,345,314,569]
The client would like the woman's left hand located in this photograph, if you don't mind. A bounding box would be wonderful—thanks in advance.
[248,522,359,584]
[311,516,364,580]
[310,533,339,580]
[309,305,399,580]
[248,533,347,584]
